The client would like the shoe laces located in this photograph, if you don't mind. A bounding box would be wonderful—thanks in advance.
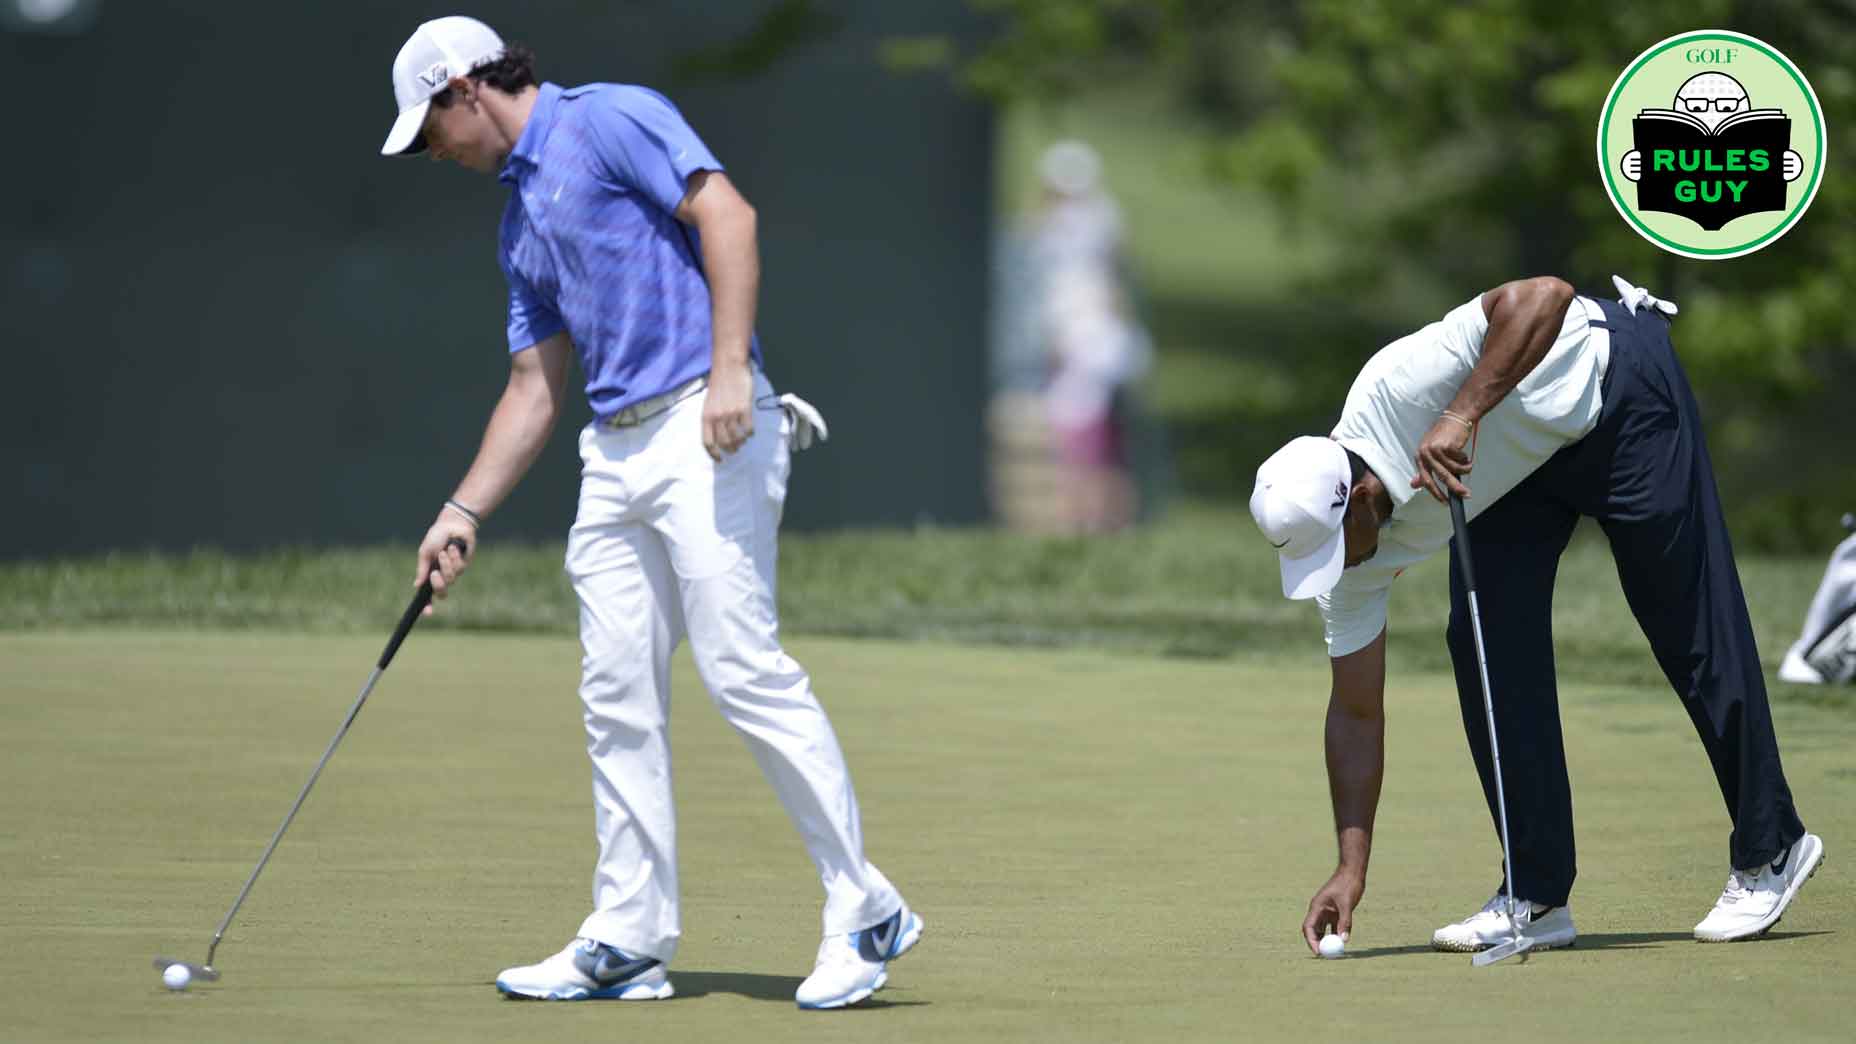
[1716,870,1754,905]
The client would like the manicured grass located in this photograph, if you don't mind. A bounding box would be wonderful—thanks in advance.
[0,505,1841,707]
[2,631,1849,1043]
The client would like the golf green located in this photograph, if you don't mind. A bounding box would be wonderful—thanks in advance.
[2,631,1848,1042]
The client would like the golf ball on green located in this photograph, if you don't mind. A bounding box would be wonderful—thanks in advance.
[163,964,192,991]
[1318,933,1346,959]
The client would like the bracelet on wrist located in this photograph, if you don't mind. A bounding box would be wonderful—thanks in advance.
[443,498,483,529]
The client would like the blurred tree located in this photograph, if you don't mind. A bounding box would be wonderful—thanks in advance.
[941,0,1855,547]
[961,0,1853,401]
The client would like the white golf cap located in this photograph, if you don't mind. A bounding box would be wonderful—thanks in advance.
[1250,436,1353,600]
[380,15,506,156]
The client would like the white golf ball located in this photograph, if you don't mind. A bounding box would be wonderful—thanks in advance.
[1317,933,1346,959]
[162,964,192,991]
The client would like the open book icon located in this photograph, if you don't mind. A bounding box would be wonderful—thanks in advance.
[1631,108,1790,230]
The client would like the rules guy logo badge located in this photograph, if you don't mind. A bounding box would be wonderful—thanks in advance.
[1598,31,1824,259]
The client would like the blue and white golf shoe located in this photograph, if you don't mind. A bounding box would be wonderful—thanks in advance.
[795,903,925,1010]
[495,937,674,1001]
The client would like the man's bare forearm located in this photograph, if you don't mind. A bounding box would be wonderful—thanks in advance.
[1326,700,1385,874]
[1326,630,1389,875]
[451,380,557,519]
[450,336,571,520]
[1451,276,1575,422]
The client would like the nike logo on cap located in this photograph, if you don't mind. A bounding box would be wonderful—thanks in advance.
[1269,538,1290,549]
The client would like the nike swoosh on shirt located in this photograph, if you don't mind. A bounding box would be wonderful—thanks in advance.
[1269,538,1290,549]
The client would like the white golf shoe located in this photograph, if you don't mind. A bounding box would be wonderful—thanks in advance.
[1694,832,1825,942]
[494,937,674,1001]
[795,903,925,1010]
[1431,892,1577,952]
[1777,645,1824,684]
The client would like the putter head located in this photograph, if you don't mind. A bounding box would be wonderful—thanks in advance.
[1470,935,1536,967]
[153,956,222,982]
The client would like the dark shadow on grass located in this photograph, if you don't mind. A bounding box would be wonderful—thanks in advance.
[1559,931,1693,950]
[1332,929,1830,960]
[1331,943,1437,960]
[667,971,801,1001]
[270,980,493,992]
[1534,929,1828,951]
[670,971,928,1009]
[1334,934,1685,961]
[1758,930,1833,943]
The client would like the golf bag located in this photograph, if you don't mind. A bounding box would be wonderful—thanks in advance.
[1780,515,1856,684]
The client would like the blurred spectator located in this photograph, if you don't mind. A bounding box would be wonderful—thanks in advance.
[988,139,1156,533]
[1033,142,1150,533]
[1030,141,1123,282]
[1042,263,1148,531]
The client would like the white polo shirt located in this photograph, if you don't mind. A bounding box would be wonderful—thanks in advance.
[1317,294,1610,658]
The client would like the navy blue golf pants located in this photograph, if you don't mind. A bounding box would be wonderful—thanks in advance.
[1445,297,1806,907]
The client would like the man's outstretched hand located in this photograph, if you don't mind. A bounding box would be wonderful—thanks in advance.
[1302,868,1365,956]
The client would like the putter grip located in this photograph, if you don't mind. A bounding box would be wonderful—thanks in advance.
[1447,491,1476,594]
[378,537,470,670]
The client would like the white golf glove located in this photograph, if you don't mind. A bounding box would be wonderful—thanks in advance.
[778,393,829,452]
[1612,274,1679,317]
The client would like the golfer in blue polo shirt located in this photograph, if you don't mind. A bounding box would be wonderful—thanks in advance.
[380,16,921,1008]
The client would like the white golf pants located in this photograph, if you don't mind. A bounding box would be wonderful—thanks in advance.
[564,372,900,962]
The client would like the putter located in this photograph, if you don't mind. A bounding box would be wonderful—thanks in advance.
[155,538,467,986]
[1438,481,1536,968]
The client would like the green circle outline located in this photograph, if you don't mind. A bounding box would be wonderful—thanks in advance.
[1598,30,1825,259]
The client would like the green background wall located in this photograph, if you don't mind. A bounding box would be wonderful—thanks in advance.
[3,1,992,556]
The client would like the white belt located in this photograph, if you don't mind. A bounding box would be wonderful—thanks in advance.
[602,375,708,429]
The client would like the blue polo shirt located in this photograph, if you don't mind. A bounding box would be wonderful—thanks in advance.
[496,82,761,419]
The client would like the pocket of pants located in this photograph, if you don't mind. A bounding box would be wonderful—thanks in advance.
[663,442,756,580]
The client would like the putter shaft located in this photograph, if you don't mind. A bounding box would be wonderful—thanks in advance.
[205,665,388,969]
[1446,489,1529,964]
[182,541,460,975]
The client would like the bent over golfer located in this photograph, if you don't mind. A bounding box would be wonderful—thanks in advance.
[1249,274,1822,956]
[380,16,920,1007]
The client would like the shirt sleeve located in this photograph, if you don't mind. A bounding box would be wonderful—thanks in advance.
[1439,294,1491,361]
[501,260,564,354]
[1318,568,1394,659]
[581,86,724,217]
